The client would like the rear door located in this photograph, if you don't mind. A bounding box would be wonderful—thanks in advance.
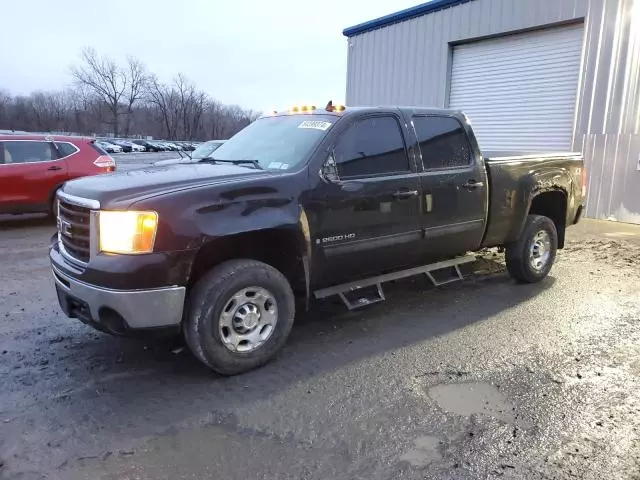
[411,115,487,256]
[0,140,66,212]
[310,114,423,283]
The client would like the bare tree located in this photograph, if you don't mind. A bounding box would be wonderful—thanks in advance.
[71,47,127,136]
[204,100,224,139]
[123,56,148,136]
[146,75,176,138]
[2,48,259,139]
[0,90,11,130]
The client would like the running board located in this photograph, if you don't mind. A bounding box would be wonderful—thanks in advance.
[313,255,477,310]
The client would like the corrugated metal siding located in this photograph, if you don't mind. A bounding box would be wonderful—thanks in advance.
[346,0,588,107]
[449,24,584,151]
[345,0,640,223]
[583,133,640,223]
[574,0,640,222]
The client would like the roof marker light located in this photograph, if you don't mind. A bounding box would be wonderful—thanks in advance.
[325,100,346,112]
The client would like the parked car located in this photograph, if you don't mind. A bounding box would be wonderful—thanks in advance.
[49,105,585,375]
[107,140,132,153]
[1,135,115,215]
[152,142,170,151]
[142,141,164,152]
[120,140,145,152]
[132,140,161,152]
[96,140,122,154]
[154,140,226,166]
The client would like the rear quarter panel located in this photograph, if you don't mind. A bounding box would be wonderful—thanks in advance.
[481,154,584,247]
[65,142,102,179]
[47,142,101,210]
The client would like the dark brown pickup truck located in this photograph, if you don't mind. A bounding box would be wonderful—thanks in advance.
[50,105,586,374]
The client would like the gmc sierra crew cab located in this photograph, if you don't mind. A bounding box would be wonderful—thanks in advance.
[50,104,585,375]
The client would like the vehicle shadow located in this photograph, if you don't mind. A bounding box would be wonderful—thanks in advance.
[0,213,54,230]
[44,259,556,440]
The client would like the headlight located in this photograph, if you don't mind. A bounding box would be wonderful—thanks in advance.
[99,211,158,254]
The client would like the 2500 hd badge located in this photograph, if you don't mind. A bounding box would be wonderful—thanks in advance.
[317,233,357,244]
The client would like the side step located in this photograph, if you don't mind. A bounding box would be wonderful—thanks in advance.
[313,255,477,310]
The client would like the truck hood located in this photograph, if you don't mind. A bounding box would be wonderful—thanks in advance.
[61,163,272,208]
[154,157,200,166]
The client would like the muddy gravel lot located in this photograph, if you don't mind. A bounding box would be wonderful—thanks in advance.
[1,215,640,480]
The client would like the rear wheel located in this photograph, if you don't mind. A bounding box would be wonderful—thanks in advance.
[505,214,558,283]
[183,259,295,375]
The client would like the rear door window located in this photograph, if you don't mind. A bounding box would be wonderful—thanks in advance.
[2,141,58,164]
[333,116,410,179]
[55,142,79,158]
[90,142,108,155]
[413,116,472,170]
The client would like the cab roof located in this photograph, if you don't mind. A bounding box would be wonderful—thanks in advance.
[268,106,464,118]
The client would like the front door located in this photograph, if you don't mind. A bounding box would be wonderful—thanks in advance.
[309,114,422,285]
[0,140,67,213]
[411,115,488,258]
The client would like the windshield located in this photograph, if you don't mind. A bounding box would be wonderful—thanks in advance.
[192,141,224,159]
[210,114,336,170]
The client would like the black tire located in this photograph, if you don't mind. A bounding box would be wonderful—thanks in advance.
[48,189,60,218]
[183,259,295,375]
[505,214,558,283]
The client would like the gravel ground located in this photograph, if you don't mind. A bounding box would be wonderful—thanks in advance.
[1,217,640,480]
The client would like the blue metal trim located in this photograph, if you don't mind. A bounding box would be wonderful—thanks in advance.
[343,0,475,37]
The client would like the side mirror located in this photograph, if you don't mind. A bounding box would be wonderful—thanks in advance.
[320,153,340,184]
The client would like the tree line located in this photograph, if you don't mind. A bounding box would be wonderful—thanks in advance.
[0,48,261,141]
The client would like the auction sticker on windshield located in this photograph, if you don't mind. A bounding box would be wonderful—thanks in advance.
[298,121,332,131]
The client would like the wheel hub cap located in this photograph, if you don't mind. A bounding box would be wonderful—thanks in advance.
[218,287,278,353]
[529,230,551,271]
[235,304,260,331]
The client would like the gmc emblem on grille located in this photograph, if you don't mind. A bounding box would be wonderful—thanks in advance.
[60,220,73,238]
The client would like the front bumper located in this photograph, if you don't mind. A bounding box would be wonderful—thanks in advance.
[52,262,185,334]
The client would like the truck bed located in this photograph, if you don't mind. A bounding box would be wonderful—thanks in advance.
[484,151,583,162]
[481,150,584,248]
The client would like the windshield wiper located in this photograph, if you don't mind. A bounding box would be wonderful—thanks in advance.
[199,157,263,170]
[177,149,192,160]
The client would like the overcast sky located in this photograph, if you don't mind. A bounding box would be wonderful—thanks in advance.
[1,0,420,112]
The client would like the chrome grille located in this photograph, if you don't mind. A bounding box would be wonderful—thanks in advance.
[57,198,92,263]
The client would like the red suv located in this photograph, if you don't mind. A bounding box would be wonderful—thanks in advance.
[0,135,116,216]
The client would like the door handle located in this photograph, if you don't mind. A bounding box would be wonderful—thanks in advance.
[47,165,62,171]
[393,190,419,199]
[462,180,484,190]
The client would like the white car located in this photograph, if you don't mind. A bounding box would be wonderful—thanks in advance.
[117,140,145,152]
[130,143,146,153]
[97,140,123,154]
[153,140,227,166]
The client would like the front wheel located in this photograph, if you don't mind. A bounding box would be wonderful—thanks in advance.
[505,214,558,283]
[48,189,60,218]
[183,259,295,375]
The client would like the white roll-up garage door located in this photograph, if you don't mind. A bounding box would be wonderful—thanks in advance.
[449,24,584,152]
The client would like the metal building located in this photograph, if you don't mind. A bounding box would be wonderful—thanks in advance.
[343,0,640,224]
